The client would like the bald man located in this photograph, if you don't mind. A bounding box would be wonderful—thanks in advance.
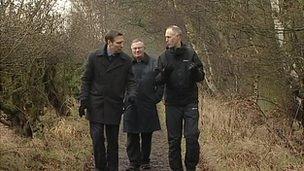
[156,25,205,171]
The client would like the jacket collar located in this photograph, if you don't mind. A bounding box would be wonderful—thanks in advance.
[166,42,188,57]
[96,44,129,60]
[132,53,150,64]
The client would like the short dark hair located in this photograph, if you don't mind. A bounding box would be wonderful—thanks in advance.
[166,25,182,35]
[105,30,123,43]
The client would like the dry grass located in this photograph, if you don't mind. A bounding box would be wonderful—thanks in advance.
[0,106,92,170]
[1,97,304,170]
[200,97,304,170]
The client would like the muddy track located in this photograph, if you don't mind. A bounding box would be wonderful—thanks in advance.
[84,125,206,171]
[83,127,171,171]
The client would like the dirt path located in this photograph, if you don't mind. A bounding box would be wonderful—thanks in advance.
[118,128,171,171]
[85,124,206,171]
[83,125,171,171]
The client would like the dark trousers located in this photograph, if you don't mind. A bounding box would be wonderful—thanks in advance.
[89,122,120,171]
[126,132,153,166]
[165,103,200,171]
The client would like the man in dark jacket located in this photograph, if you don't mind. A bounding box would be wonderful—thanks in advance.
[79,30,137,171]
[155,25,205,171]
[123,39,163,171]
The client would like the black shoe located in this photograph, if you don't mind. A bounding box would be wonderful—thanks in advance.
[126,164,140,171]
[140,163,151,170]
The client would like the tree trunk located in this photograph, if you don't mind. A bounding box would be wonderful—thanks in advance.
[270,0,284,47]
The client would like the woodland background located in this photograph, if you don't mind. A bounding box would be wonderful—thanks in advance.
[1,0,304,170]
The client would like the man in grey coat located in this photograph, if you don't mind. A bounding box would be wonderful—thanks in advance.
[123,39,163,171]
[79,30,137,171]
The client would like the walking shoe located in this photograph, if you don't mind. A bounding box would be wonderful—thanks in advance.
[140,163,151,170]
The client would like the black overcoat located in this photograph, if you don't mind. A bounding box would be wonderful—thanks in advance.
[123,54,163,133]
[80,44,136,125]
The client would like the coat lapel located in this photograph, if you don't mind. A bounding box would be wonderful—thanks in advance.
[96,46,128,72]
[106,57,124,72]
[100,56,110,68]
[96,45,111,68]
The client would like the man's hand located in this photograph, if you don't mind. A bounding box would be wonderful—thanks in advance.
[79,100,88,117]
[79,105,86,117]
[154,68,164,85]
[296,97,302,105]
[187,62,198,71]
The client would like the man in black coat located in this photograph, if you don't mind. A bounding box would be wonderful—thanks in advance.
[155,25,205,171]
[123,39,163,171]
[79,30,137,171]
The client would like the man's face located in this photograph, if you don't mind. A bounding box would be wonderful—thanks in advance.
[108,35,124,54]
[131,41,145,60]
[165,28,181,48]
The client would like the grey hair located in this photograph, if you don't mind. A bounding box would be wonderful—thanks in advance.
[131,38,144,44]
[166,25,182,35]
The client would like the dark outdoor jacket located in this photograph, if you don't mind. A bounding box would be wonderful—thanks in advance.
[80,44,136,125]
[157,43,204,106]
[123,54,162,133]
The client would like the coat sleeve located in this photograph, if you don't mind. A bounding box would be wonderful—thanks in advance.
[192,51,205,82]
[152,59,164,103]
[79,53,95,103]
[154,84,164,103]
[126,62,137,98]
[155,54,167,85]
